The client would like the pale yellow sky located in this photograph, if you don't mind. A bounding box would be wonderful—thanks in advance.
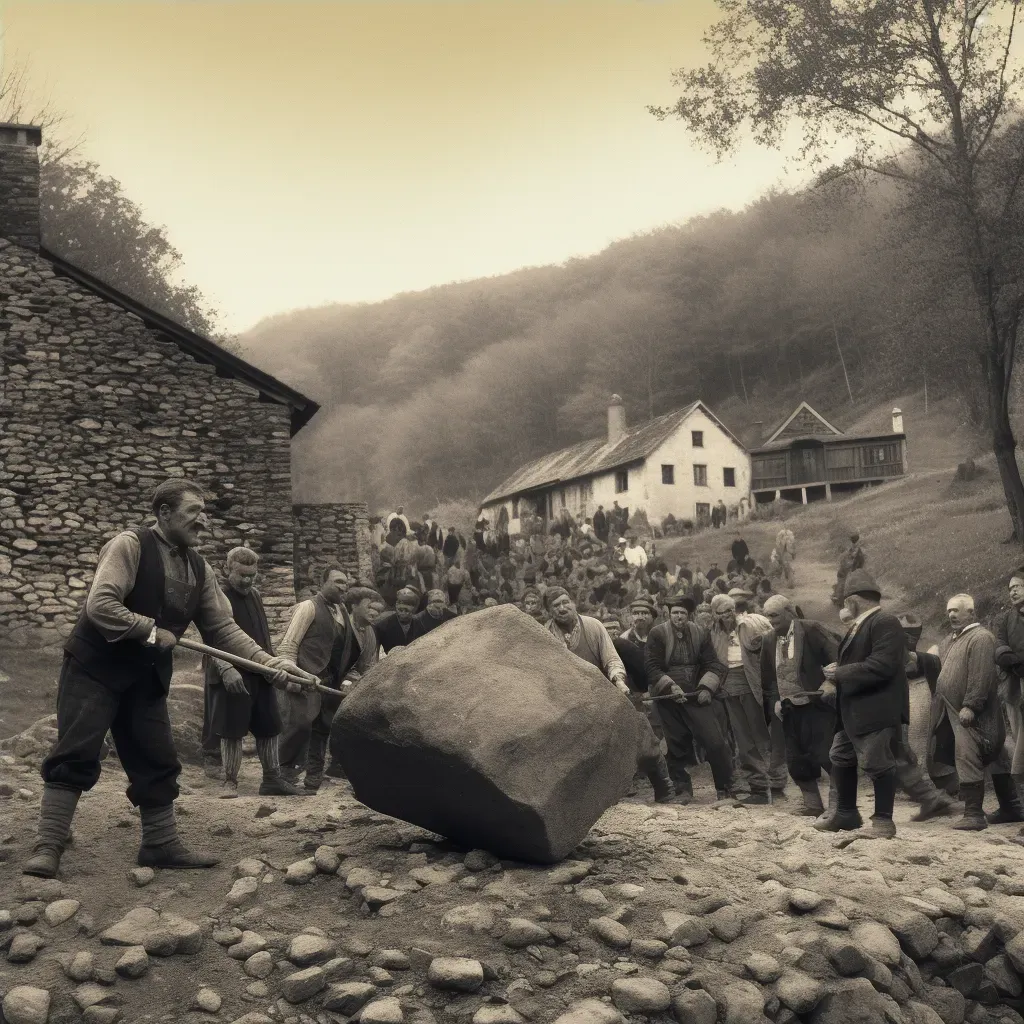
[1,1,806,332]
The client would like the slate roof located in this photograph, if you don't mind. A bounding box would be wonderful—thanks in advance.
[482,401,742,505]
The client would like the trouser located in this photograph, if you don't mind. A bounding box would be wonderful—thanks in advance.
[307,685,343,778]
[780,703,835,781]
[1007,702,1024,783]
[769,714,789,788]
[277,688,322,770]
[658,698,734,793]
[933,710,1005,786]
[41,656,181,808]
[779,554,794,586]
[201,681,220,763]
[892,725,947,804]
[723,690,772,795]
[829,726,897,779]
[208,677,282,740]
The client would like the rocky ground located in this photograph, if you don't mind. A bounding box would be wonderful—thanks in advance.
[3,739,1024,1024]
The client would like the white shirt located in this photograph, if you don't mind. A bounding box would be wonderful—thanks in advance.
[846,604,881,640]
[777,620,796,668]
[624,545,648,568]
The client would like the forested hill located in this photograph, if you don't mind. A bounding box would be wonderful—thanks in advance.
[239,177,988,515]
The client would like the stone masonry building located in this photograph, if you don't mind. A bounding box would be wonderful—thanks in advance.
[0,123,369,646]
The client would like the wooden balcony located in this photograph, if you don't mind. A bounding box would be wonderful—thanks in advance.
[751,438,905,494]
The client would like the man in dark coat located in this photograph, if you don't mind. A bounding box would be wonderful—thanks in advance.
[817,569,908,838]
[760,595,839,816]
[731,533,750,568]
[24,479,306,879]
[644,595,733,801]
[593,506,608,545]
[995,572,1024,795]
[204,547,307,798]
[414,588,458,635]
[375,587,424,652]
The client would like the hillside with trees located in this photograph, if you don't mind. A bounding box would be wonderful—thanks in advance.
[238,173,1000,514]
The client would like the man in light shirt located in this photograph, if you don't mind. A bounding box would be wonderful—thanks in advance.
[623,536,648,569]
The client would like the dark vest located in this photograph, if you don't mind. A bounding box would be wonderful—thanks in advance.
[203,586,272,689]
[65,526,205,695]
[296,594,348,678]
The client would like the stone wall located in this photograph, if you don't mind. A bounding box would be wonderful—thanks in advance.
[0,127,41,253]
[0,237,298,646]
[293,503,373,600]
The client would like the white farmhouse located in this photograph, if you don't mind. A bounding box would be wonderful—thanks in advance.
[479,396,752,533]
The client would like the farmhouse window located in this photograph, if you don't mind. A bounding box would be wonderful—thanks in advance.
[691,431,704,448]
[615,470,629,493]
[723,467,736,487]
[693,464,708,487]
[661,464,675,485]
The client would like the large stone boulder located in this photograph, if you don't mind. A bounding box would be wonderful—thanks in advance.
[331,605,646,863]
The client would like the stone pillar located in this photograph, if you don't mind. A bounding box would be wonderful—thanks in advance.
[0,123,42,251]
[801,487,808,505]
[825,483,832,501]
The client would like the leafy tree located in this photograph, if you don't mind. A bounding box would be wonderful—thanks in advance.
[651,0,1024,541]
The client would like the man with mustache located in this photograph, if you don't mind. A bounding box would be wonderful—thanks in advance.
[24,478,304,878]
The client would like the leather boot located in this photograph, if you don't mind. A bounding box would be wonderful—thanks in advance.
[987,775,1024,824]
[137,839,220,869]
[23,846,63,879]
[952,782,988,831]
[259,769,314,797]
[795,778,824,817]
[648,755,683,804]
[303,733,328,792]
[814,766,862,832]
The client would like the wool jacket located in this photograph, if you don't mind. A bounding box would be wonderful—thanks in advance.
[833,608,909,737]
[928,625,1006,763]
[644,621,726,695]
[709,613,774,702]
[374,611,424,654]
[761,619,841,706]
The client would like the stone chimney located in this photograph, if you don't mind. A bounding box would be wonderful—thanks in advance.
[608,394,626,446]
[892,407,904,433]
[0,123,42,251]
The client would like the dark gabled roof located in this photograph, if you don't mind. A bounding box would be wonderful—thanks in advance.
[40,247,320,436]
[481,401,743,505]
[751,431,906,454]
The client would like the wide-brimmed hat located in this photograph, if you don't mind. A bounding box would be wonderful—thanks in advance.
[843,569,881,600]
[665,593,696,613]
[629,597,656,614]
[727,587,753,601]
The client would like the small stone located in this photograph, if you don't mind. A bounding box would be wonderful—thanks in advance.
[82,1009,121,1024]
[610,977,671,1014]
[789,888,823,913]
[214,927,243,946]
[324,981,377,1014]
[428,956,484,992]
[8,931,45,962]
[547,859,591,884]
[373,949,411,970]
[776,971,825,1013]
[885,907,939,960]
[613,883,645,899]
[363,886,403,910]
[227,877,259,906]
[279,966,326,1003]
[551,998,625,1024]
[114,946,149,979]
[668,914,710,947]
[129,868,154,887]
[464,849,498,871]
[234,858,264,878]
[632,939,668,959]
[313,846,340,874]
[244,982,269,999]
[72,983,116,1010]
[15,905,41,925]
[284,859,316,885]
[227,931,267,960]
[984,954,1022,997]
[442,903,495,934]
[577,887,610,909]
[851,920,902,967]
[287,933,335,966]
[67,950,95,981]
[590,916,631,949]
[360,997,404,1023]
[44,898,80,926]
[2,985,51,1024]
[193,988,222,1013]
[827,938,870,976]
[473,1007,525,1024]
[745,952,783,983]
[721,981,768,1024]
[672,988,717,1024]
[244,951,275,979]
[345,866,380,890]
[408,865,459,886]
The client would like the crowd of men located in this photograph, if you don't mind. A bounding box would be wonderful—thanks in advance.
[21,478,1024,881]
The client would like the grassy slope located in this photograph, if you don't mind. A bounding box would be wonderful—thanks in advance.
[659,390,1017,646]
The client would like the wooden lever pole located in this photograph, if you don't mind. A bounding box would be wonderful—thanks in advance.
[174,637,337,696]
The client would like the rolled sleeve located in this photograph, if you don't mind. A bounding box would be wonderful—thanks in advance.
[84,532,154,642]
[277,601,317,664]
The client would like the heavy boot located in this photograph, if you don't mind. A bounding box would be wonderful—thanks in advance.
[23,786,80,879]
[137,805,220,868]
[987,774,1024,824]
[794,778,825,817]
[254,736,311,797]
[812,772,839,828]
[814,766,863,832]
[863,768,897,839]
[303,732,328,793]
[902,763,958,821]
[952,782,988,831]
[648,755,684,804]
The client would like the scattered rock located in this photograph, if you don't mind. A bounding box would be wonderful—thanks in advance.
[287,933,335,966]
[114,945,149,979]
[8,931,45,963]
[2,986,51,1024]
[323,982,376,1014]
[279,966,327,1003]
[502,917,551,948]
[66,950,95,982]
[672,988,718,1024]
[360,997,404,1023]
[551,998,625,1024]
[850,919,902,967]
[746,951,783,983]
[428,956,484,992]
[226,877,259,906]
[128,868,154,887]
[789,888,823,913]
[284,859,316,885]
[43,898,80,926]
[243,951,274,979]
[193,988,222,1013]
[610,976,671,1014]
[777,971,826,1013]
[313,846,340,874]
[590,915,631,949]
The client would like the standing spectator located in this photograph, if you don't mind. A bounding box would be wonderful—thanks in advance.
[644,595,734,801]
[731,532,750,567]
[775,526,796,587]
[442,527,461,567]
[817,570,906,838]
[375,588,424,653]
[995,572,1024,792]
[474,516,488,553]
[593,505,608,545]
[623,536,648,569]
[415,589,458,635]
[924,594,1022,830]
